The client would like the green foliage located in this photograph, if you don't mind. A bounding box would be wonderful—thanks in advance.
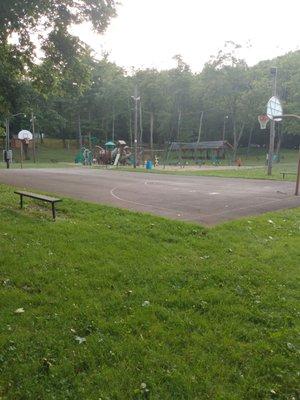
[1,19,300,148]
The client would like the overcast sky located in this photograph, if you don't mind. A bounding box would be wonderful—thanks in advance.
[73,0,300,72]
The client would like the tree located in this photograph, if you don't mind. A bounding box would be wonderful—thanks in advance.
[0,1,117,48]
[200,44,251,155]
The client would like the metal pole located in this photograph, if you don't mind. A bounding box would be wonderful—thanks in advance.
[133,86,138,168]
[267,67,277,176]
[5,118,9,169]
[112,106,115,142]
[88,111,92,149]
[139,100,143,143]
[31,111,36,163]
[78,114,82,148]
[150,112,154,151]
[222,116,228,141]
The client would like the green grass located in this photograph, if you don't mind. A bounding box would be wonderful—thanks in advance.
[0,138,77,169]
[0,184,299,399]
[106,163,297,182]
[187,165,297,181]
[104,149,299,181]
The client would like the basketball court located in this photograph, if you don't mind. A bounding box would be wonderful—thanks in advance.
[0,168,299,225]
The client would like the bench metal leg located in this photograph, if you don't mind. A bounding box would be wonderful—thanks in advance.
[20,195,23,209]
[51,203,56,220]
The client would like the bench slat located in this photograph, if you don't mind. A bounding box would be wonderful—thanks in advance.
[14,191,61,203]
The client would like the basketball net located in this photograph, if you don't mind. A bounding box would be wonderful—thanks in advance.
[258,115,269,130]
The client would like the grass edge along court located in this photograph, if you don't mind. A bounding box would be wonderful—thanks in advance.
[0,184,299,400]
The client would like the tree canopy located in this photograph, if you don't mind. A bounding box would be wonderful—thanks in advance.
[0,6,299,152]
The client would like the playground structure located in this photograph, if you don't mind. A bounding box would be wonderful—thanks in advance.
[75,147,93,165]
[75,140,133,166]
[165,140,234,166]
[74,140,236,168]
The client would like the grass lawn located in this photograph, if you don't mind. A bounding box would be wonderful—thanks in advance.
[0,184,299,399]
[184,164,298,181]
[105,163,298,182]
[0,138,77,169]
[102,149,299,182]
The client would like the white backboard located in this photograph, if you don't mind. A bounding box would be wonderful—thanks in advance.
[267,96,283,121]
[18,130,33,140]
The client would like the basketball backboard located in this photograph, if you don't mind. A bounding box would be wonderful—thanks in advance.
[267,96,283,121]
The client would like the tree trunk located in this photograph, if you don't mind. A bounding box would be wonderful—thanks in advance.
[246,125,254,159]
[177,109,182,140]
[233,122,245,160]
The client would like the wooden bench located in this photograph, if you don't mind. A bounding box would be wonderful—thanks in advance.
[14,191,62,220]
[280,172,297,180]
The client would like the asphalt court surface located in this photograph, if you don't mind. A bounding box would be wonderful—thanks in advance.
[1,168,299,225]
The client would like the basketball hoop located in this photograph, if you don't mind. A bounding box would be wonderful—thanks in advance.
[258,115,269,129]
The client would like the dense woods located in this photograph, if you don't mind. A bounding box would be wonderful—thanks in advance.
[0,2,299,150]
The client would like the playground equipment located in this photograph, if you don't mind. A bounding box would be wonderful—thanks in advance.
[75,147,93,165]
[94,140,132,166]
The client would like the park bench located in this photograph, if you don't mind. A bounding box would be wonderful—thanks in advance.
[14,191,62,220]
[280,172,297,180]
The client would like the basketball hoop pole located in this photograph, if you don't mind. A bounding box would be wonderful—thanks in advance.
[295,146,300,196]
[267,67,277,176]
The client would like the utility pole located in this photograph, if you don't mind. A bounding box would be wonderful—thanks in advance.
[88,111,92,149]
[139,100,143,144]
[268,67,277,176]
[129,107,133,148]
[78,114,82,148]
[150,112,154,151]
[31,111,36,163]
[112,106,115,142]
[222,115,228,141]
[132,86,139,168]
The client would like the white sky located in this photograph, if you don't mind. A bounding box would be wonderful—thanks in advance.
[73,0,300,72]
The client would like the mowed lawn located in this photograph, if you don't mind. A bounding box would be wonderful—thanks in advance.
[0,184,299,400]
